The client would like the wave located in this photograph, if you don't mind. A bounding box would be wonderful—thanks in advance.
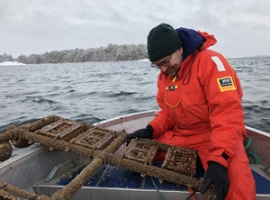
[24,96,57,104]
[72,113,105,124]
[102,91,137,98]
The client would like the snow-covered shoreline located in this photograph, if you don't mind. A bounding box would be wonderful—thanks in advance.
[0,61,26,66]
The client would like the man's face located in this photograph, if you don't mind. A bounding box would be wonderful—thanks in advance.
[152,47,183,77]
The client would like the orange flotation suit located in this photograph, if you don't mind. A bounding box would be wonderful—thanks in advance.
[149,30,256,200]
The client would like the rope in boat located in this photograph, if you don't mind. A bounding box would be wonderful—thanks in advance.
[186,188,197,200]
[150,177,164,200]
[244,136,259,164]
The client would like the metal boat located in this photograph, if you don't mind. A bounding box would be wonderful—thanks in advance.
[0,110,269,199]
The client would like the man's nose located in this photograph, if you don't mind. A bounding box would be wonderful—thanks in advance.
[160,65,168,72]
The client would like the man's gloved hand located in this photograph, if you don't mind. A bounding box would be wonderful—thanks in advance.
[126,125,153,140]
[200,162,228,200]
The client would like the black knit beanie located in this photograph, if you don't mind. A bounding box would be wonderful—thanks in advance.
[147,23,183,62]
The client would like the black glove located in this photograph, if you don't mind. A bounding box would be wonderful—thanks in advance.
[126,125,153,140]
[200,162,228,200]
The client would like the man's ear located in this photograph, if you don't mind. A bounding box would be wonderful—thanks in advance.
[179,47,183,55]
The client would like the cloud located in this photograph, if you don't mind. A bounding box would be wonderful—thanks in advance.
[1,0,270,58]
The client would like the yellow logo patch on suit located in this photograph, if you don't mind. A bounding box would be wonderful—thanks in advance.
[217,76,236,92]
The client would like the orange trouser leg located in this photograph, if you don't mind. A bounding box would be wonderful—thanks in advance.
[224,143,256,200]
[155,131,256,200]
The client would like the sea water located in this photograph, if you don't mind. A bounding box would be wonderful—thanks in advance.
[0,57,269,133]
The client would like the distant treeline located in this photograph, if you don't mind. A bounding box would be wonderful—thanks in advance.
[0,44,148,64]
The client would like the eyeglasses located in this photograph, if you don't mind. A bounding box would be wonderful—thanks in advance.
[151,55,172,69]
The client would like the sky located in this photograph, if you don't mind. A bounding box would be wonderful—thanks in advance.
[1,0,270,58]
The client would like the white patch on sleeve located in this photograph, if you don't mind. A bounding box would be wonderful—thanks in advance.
[211,56,226,72]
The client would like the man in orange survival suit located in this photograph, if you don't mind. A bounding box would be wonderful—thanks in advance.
[126,23,256,200]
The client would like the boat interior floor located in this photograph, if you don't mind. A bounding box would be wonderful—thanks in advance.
[33,159,270,198]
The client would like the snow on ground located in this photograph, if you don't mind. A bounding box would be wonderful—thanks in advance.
[0,61,26,66]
